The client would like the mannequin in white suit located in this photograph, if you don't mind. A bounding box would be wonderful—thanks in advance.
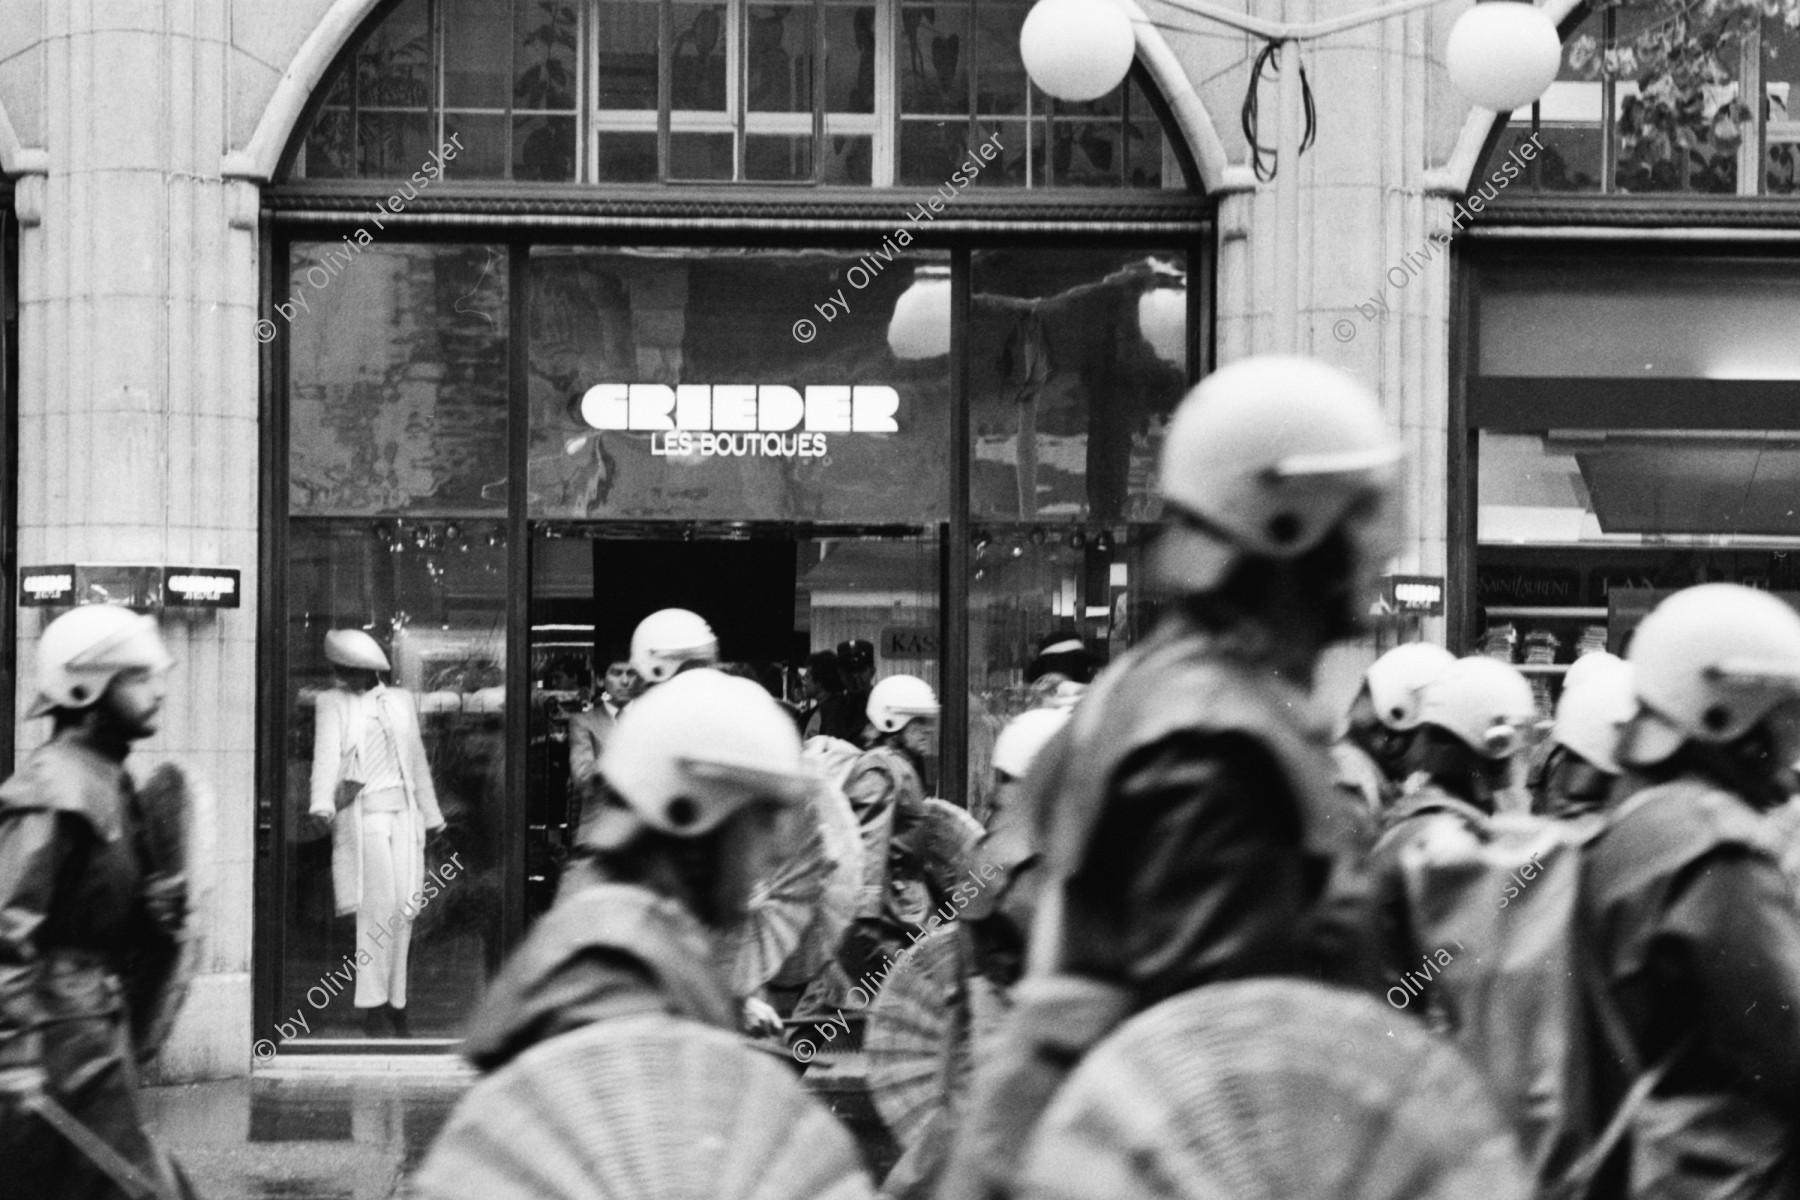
[308,629,446,1036]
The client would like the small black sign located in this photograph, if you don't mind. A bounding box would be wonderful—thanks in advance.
[1385,574,1446,616]
[163,567,241,609]
[19,565,76,606]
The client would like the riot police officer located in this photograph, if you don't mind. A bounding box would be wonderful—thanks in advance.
[0,605,186,1200]
[940,355,1400,1200]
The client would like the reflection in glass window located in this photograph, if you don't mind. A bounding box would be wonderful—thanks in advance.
[967,525,1157,818]
[1486,4,1800,197]
[281,520,508,1038]
[288,244,509,517]
[968,250,1188,521]
[527,247,952,522]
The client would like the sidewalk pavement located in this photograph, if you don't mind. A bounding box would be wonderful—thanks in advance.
[141,1052,896,1198]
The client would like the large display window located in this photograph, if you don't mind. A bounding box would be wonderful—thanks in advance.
[264,233,1201,1044]
[273,242,511,1044]
[1461,246,1800,715]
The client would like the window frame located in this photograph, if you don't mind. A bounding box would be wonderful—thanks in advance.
[255,220,1213,1047]
[282,0,1195,192]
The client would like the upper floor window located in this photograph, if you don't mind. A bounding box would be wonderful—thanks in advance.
[288,0,1188,188]
[1488,0,1800,197]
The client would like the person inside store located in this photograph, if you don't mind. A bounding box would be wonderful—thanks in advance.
[0,606,194,1200]
[307,629,446,1038]
[940,356,1399,1200]
[414,670,855,1198]
[798,649,853,741]
[566,654,641,836]
[1333,642,1457,814]
[835,638,876,741]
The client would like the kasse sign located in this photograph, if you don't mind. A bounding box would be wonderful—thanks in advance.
[579,383,901,458]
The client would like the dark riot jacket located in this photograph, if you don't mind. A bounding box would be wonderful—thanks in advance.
[1022,604,1385,1001]
[0,730,162,1072]
[938,604,1385,1200]
[459,861,737,1074]
[1581,773,1800,1198]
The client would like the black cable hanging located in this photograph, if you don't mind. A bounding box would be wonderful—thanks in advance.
[1241,38,1318,182]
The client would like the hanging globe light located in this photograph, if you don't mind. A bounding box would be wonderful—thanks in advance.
[1445,1,1561,113]
[888,265,953,360]
[1020,0,1137,102]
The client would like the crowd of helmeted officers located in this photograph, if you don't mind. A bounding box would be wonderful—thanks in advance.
[9,353,1800,1200]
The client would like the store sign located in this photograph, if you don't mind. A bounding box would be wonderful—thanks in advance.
[19,565,76,606]
[19,563,240,609]
[164,566,241,609]
[881,626,940,657]
[1382,574,1445,616]
[579,383,901,457]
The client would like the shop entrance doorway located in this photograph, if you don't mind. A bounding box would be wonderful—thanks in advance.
[526,523,942,916]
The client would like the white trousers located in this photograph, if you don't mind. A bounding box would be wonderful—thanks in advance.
[354,811,415,1009]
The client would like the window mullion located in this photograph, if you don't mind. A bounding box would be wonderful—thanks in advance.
[1600,7,1615,194]
[874,0,895,185]
[733,0,746,180]
[583,0,596,183]
[659,0,673,179]
[1742,25,1762,196]
[506,3,517,180]
[813,0,826,183]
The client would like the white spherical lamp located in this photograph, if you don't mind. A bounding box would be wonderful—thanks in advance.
[1020,0,1136,103]
[888,267,952,360]
[1446,1,1562,113]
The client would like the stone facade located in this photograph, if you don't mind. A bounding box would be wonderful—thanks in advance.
[0,0,1508,1080]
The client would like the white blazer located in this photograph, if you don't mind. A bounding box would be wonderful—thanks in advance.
[310,684,445,916]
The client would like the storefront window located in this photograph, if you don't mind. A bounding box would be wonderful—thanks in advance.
[288,243,509,516]
[279,243,511,1040]
[282,521,508,1039]
[1468,249,1800,717]
[528,247,953,522]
